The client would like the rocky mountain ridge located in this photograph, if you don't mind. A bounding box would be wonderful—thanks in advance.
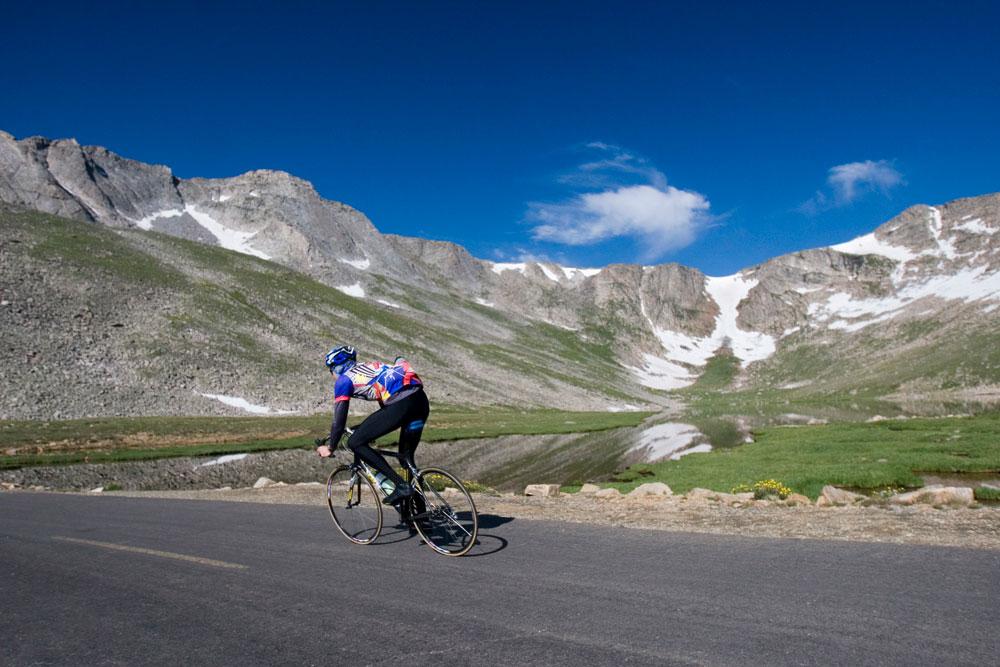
[1,130,998,418]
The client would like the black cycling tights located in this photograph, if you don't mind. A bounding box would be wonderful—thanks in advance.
[347,389,429,486]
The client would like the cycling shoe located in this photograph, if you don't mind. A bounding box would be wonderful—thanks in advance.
[382,483,413,506]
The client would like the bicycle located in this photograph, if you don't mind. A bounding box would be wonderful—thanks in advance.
[323,429,479,557]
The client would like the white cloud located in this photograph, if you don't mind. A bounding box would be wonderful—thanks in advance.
[528,143,710,258]
[491,247,563,265]
[800,159,904,214]
[568,143,668,190]
[828,160,904,202]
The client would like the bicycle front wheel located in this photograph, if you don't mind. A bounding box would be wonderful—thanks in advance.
[326,466,383,545]
[411,467,479,556]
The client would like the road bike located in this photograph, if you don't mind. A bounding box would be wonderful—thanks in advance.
[324,429,479,557]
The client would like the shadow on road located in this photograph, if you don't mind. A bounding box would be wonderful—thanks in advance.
[467,533,508,557]
[478,513,514,529]
[366,513,515,554]
[463,514,515,557]
[372,523,420,545]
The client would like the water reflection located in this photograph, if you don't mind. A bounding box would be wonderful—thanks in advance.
[416,419,728,492]
[626,423,703,461]
[417,397,1000,492]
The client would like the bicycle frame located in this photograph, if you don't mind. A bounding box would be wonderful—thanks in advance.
[344,448,432,522]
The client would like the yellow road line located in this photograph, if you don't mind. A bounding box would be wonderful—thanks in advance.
[53,536,248,570]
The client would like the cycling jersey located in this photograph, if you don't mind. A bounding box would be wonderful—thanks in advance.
[333,358,422,406]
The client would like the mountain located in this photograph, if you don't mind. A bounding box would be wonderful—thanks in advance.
[1,130,998,419]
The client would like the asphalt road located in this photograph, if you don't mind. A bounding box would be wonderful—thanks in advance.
[2,493,998,666]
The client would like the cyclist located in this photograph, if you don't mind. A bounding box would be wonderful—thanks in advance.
[316,345,429,508]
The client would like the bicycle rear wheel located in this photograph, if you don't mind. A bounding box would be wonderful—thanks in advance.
[326,465,383,545]
[410,467,478,556]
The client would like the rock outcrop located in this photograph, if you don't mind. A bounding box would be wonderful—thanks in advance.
[627,482,673,497]
[816,486,867,507]
[889,486,975,507]
[524,484,561,497]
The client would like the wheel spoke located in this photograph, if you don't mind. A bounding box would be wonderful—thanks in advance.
[412,467,478,556]
[327,466,382,544]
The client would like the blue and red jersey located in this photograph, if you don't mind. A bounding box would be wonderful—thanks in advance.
[334,358,422,406]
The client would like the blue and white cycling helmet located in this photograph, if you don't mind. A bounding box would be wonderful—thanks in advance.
[325,345,357,374]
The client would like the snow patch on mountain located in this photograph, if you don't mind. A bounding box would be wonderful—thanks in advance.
[335,283,365,298]
[811,265,1000,331]
[562,266,601,279]
[134,208,183,230]
[830,232,918,263]
[489,261,600,281]
[491,262,527,275]
[631,272,777,389]
[184,205,270,259]
[198,393,293,414]
[954,217,991,235]
[538,264,561,282]
[131,206,270,259]
[627,353,696,390]
[341,257,370,270]
[705,273,777,365]
[927,206,960,260]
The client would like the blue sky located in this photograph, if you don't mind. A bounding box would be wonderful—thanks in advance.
[2,1,998,275]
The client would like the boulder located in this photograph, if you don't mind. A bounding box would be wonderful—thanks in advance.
[627,482,673,498]
[253,477,276,489]
[89,487,104,494]
[578,483,601,495]
[594,488,622,499]
[889,485,974,507]
[524,484,560,498]
[785,493,811,506]
[816,486,866,507]
[684,487,718,502]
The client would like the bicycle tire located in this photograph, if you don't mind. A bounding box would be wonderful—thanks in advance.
[410,466,478,556]
[326,465,383,545]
